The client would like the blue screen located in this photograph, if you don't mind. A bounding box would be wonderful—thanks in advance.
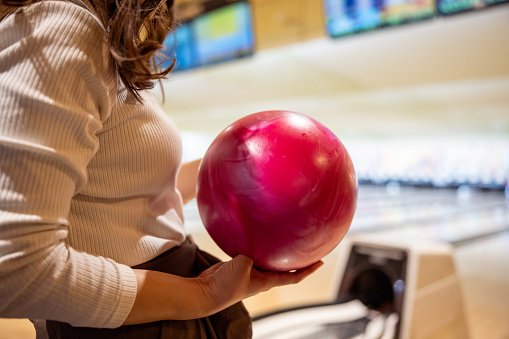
[437,0,506,15]
[485,0,509,4]
[324,0,435,37]
[161,1,255,72]
[324,0,382,37]
[161,23,198,71]
[193,2,255,66]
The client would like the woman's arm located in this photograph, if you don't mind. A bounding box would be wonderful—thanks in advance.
[0,3,136,328]
[123,255,323,325]
[177,158,202,204]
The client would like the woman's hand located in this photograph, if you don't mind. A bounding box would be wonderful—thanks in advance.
[123,255,322,326]
[197,255,324,315]
[177,159,201,204]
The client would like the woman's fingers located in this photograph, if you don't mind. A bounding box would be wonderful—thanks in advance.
[245,259,324,296]
[198,254,324,313]
[288,260,324,282]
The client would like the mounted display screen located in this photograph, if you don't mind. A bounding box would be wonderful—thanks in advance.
[193,1,255,66]
[324,0,435,38]
[160,23,198,71]
[437,0,507,15]
[161,1,254,72]
[325,0,507,37]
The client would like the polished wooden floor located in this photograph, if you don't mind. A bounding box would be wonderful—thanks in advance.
[1,185,508,339]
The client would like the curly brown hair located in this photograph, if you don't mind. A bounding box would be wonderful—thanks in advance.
[0,0,176,102]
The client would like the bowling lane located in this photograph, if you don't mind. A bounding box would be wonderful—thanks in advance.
[356,207,509,245]
[356,184,503,213]
[350,185,509,244]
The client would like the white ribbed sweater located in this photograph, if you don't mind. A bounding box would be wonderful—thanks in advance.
[0,1,187,328]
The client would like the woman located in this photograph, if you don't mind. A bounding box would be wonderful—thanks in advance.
[0,0,322,338]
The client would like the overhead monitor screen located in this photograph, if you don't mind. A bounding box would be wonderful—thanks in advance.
[161,22,198,71]
[485,0,509,4]
[324,0,435,38]
[437,0,483,14]
[437,0,505,15]
[324,0,383,37]
[192,1,255,67]
[160,1,254,72]
[380,0,435,26]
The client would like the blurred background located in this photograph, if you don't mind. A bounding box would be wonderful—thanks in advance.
[162,0,509,191]
[1,0,508,338]
[158,0,509,338]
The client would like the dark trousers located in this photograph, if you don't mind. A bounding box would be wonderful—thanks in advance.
[32,239,252,338]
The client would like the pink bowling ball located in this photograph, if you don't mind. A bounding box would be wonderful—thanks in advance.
[196,110,357,272]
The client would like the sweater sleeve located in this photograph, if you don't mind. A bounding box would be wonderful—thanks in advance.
[0,2,137,328]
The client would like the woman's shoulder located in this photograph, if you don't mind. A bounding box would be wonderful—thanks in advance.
[0,0,117,122]
[0,1,106,49]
